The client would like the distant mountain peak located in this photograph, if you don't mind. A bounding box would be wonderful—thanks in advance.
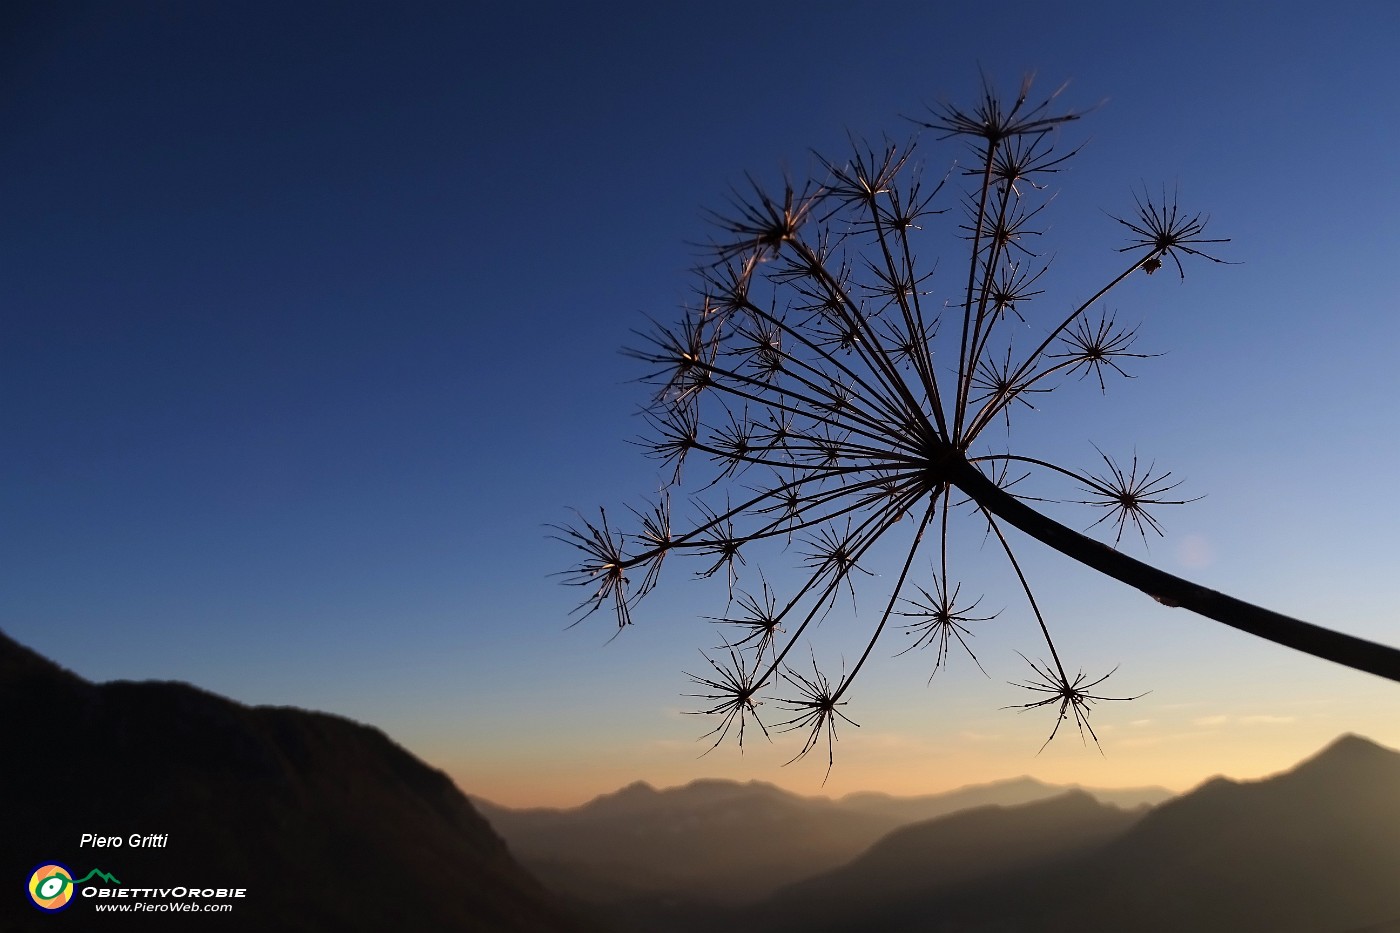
[1291,732,1398,776]
[838,774,1049,805]
[679,776,795,798]
[1321,732,1392,755]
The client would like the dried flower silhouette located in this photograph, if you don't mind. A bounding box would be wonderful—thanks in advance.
[896,575,996,678]
[1006,656,1143,752]
[776,652,858,783]
[557,74,1400,774]
[684,641,769,754]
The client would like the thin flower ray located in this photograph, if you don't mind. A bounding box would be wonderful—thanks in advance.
[1075,447,1202,546]
[702,175,824,266]
[683,643,772,754]
[919,72,1087,145]
[1004,655,1146,754]
[1110,185,1235,279]
[548,509,641,636]
[775,653,859,784]
[895,576,996,677]
[706,572,785,661]
[1049,309,1160,393]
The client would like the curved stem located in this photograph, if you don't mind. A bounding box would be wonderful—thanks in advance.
[944,454,1400,682]
[982,509,1067,681]
[832,498,938,702]
[758,484,930,687]
[954,142,1000,443]
[969,452,1092,486]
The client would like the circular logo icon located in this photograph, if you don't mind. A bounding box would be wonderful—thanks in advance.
[27,863,76,912]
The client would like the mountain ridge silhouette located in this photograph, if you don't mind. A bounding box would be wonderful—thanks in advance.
[742,732,1400,933]
[1,629,602,933]
[472,768,1173,909]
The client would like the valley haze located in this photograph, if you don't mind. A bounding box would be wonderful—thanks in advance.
[476,735,1400,933]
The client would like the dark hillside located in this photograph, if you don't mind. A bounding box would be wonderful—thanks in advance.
[752,790,1144,933]
[755,734,1400,933]
[1,630,602,933]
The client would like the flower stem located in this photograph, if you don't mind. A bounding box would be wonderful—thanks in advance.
[946,454,1400,682]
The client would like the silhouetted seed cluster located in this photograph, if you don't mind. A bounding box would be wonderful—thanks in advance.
[555,75,1232,780]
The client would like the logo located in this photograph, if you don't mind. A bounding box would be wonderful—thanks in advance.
[27,863,121,912]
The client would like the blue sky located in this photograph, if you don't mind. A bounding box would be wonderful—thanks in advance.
[4,1,1399,805]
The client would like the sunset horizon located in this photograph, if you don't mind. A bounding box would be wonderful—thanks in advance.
[7,8,1399,927]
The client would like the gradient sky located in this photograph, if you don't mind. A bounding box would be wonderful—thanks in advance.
[4,1,1399,807]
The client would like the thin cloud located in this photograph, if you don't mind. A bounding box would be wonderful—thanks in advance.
[1192,713,1295,728]
[1116,731,1203,749]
